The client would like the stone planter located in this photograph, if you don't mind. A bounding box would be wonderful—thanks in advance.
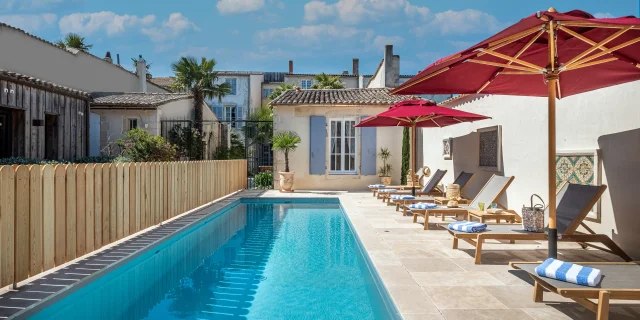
[380,176,392,185]
[279,172,295,192]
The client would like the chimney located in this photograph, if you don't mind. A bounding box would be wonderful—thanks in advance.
[352,58,359,75]
[136,55,147,93]
[289,60,294,73]
[116,54,120,65]
[392,55,400,87]
[342,71,348,75]
[104,51,113,63]
[383,45,394,87]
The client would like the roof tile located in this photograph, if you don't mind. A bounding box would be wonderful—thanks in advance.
[0,69,90,98]
[91,92,192,107]
[269,88,419,106]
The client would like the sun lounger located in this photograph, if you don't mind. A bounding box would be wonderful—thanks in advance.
[511,261,640,320]
[445,184,632,264]
[408,174,515,230]
[392,171,476,214]
[377,169,447,203]
[368,167,427,196]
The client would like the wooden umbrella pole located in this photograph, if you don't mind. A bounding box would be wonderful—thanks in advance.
[411,123,417,196]
[547,8,558,259]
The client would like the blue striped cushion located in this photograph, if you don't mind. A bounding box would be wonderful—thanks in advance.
[407,202,437,210]
[378,189,397,193]
[448,221,487,233]
[535,258,602,287]
[368,184,386,188]
[391,195,415,200]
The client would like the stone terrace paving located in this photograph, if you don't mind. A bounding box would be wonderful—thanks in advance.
[259,190,640,320]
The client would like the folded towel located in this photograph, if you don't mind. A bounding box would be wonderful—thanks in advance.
[408,202,438,210]
[534,258,602,287]
[448,221,487,233]
[369,184,386,188]
[391,195,415,200]
[378,189,397,193]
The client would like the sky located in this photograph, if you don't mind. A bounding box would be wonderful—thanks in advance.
[0,0,638,77]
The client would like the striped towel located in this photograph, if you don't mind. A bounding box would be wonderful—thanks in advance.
[391,195,415,200]
[535,258,602,287]
[448,221,487,233]
[369,184,386,188]
[378,189,397,193]
[408,202,438,210]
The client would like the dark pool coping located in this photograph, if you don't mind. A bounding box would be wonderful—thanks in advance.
[2,190,267,319]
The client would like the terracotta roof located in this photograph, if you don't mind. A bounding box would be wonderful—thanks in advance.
[149,77,176,91]
[269,88,419,106]
[0,22,169,92]
[91,92,192,107]
[0,69,90,98]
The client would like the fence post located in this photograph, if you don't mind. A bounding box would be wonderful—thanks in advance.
[75,164,86,258]
[85,164,95,252]
[42,165,55,270]
[123,163,130,237]
[0,166,15,287]
[14,166,30,284]
[29,165,43,276]
[54,164,66,267]
[65,164,76,261]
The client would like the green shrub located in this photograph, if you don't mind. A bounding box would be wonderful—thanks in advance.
[0,157,65,165]
[254,171,273,189]
[400,127,410,184]
[118,128,177,162]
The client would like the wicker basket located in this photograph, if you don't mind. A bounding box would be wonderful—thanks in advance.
[446,184,460,200]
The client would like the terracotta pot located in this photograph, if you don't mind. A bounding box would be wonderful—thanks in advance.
[380,176,392,185]
[279,172,295,192]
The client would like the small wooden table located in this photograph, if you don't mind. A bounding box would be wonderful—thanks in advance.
[433,197,469,205]
[467,209,519,223]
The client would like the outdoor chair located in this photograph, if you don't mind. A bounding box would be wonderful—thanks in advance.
[445,183,632,264]
[377,169,447,203]
[408,174,515,230]
[511,261,640,320]
[369,166,429,197]
[392,171,476,215]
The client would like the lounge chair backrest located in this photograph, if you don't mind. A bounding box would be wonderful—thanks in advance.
[453,172,475,193]
[469,175,515,209]
[545,183,607,235]
[422,169,447,192]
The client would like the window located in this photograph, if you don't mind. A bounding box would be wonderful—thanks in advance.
[300,80,313,89]
[224,105,238,128]
[225,78,237,95]
[127,118,138,131]
[329,118,357,174]
[263,88,274,98]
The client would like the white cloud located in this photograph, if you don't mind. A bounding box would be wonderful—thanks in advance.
[217,0,265,14]
[372,35,404,48]
[594,12,614,19]
[304,0,429,24]
[256,24,372,47]
[141,13,199,42]
[0,13,57,32]
[413,9,503,36]
[59,11,155,36]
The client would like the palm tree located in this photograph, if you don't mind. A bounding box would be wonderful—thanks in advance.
[170,56,231,159]
[311,73,344,89]
[272,131,300,172]
[56,33,93,52]
[268,83,294,100]
[132,56,152,71]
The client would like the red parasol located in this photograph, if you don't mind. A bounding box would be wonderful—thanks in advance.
[356,100,490,195]
[392,8,640,258]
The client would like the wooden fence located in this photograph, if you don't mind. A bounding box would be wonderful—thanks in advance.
[0,160,247,288]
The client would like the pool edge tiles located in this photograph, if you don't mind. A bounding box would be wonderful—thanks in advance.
[6,190,262,320]
[10,193,402,320]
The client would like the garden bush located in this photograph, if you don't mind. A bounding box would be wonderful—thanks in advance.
[0,157,64,165]
[118,128,177,162]
[253,171,273,189]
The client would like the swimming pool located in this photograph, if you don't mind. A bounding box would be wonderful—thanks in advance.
[28,198,400,319]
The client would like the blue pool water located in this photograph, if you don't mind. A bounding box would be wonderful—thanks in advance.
[31,199,400,320]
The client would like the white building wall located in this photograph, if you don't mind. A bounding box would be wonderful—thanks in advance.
[0,25,166,93]
[273,105,403,191]
[420,81,640,259]
[249,74,265,112]
[210,76,250,122]
[94,109,160,155]
[367,64,385,88]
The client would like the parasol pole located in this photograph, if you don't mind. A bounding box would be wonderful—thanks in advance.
[547,7,558,259]
[411,122,417,196]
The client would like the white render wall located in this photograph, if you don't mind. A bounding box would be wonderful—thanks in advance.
[0,25,166,93]
[273,105,403,191]
[94,109,160,155]
[249,74,265,111]
[211,76,250,120]
[420,81,640,259]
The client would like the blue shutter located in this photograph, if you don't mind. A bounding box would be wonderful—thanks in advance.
[360,116,377,175]
[309,116,326,175]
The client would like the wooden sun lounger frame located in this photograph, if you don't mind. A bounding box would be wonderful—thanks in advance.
[444,185,633,264]
[391,172,476,213]
[511,261,640,320]
[377,170,447,203]
[369,166,430,196]
[408,175,515,230]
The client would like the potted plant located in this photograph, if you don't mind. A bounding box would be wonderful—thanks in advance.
[272,130,301,192]
[378,147,392,185]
